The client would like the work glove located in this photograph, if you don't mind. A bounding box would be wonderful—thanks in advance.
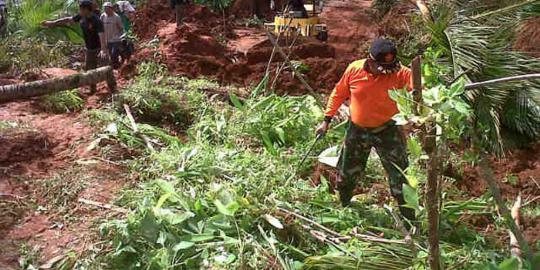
[41,20,55,28]
[99,49,109,60]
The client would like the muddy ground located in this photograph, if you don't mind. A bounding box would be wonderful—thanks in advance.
[131,0,393,94]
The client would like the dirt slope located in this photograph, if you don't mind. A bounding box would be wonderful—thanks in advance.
[0,74,129,269]
[132,0,382,94]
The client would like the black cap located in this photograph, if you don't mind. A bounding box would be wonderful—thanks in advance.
[369,38,397,63]
[79,0,93,8]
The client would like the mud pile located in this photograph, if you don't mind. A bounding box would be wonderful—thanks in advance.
[132,0,352,94]
[515,17,540,57]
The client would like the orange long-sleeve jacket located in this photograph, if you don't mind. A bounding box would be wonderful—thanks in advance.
[324,59,413,128]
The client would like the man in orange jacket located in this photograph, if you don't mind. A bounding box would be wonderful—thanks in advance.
[316,38,415,225]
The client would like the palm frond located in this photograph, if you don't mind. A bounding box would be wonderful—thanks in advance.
[427,0,540,154]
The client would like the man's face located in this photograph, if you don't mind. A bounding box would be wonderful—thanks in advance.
[383,53,395,64]
[105,6,114,15]
[79,7,91,16]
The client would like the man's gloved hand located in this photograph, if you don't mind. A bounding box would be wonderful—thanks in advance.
[99,49,109,59]
[41,20,55,28]
[316,121,329,137]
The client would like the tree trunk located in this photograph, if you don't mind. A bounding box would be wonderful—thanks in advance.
[411,56,442,270]
[0,66,116,103]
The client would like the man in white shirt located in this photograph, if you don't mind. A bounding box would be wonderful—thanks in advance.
[101,2,124,68]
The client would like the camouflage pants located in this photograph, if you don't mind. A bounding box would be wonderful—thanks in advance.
[337,121,415,222]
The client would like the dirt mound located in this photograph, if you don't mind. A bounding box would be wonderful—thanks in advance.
[131,0,383,94]
[229,0,285,19]
[0,127,52,167]
[515,17,540,57]
[459,144,540,200]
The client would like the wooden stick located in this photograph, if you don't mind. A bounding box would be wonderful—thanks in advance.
[411,56,423,115]
[123,104,155,152]
[270,30,302,91]
[78,198,128,213]
[478,158,533,262]
[509,195,522,261]
[264,30,324,108]
[464,73,540,90]
[278,207,407,245]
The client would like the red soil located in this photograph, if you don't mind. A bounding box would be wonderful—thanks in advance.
[515,17,540,57]
[459,144,540,200]
[0,71,129,269]
[132,0,384,94]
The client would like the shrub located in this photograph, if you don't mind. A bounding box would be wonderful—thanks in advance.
[39,89,84,114]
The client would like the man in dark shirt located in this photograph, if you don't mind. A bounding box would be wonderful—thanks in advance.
[41,0,106,93]
[286,0,308,18]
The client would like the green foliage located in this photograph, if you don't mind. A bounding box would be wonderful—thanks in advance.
[424,0,540,154]
[0,35,73,74]
[39,89,84,114]
[116,63,206,130]
[194,0,234,12]
[8,0,82,42]
[93,74,514,269]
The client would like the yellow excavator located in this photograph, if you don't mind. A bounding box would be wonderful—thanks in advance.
[265,0,328,42]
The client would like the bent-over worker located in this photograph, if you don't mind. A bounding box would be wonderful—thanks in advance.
[317,38,415,227]
[41,0,106,93]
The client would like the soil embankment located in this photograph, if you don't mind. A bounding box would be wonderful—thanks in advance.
[132,0,382,94]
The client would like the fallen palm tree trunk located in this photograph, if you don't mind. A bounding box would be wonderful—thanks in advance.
[0,66,116,103]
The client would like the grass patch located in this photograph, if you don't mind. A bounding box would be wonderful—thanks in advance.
[115,64,206,131]
[38,89,84,114]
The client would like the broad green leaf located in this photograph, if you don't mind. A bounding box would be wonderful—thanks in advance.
[263,214,284,229]
[189,234,215,243]
[155,179,175,194]
[229,93,244,110]
[402,184,420,212]
[449,79,465,97]
[155,192,173,209]
[498,257,519,270]
[153,208,194,225]
[453,100,471,116]
[274,127,286,144]
[214,199,240,216]
[140,212,160,242]
[173,241,195,251]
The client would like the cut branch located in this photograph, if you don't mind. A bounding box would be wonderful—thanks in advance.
[0,66,116,103]
[123,104,155,152]
[509,195,522,261]
[478,158,533,262]
[264,30,324,107]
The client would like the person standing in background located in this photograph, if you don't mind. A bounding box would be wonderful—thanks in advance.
[100,2,124,68]
[114,1,136,32]
[42,0,106,93]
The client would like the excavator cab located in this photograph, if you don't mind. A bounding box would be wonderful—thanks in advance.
[265,0,328,42]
